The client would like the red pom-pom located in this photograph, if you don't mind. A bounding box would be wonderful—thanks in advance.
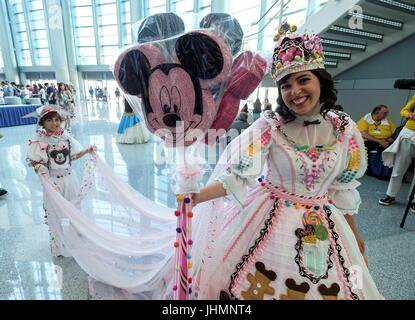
[188,277,193,284]
[174,241,179,248]
[174,210,181,217]
[188,212,194,218]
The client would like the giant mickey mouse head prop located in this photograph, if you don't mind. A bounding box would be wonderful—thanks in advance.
[114,30,232,147]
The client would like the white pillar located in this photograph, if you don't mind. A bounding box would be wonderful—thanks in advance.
[44,0,71,83]
[45,0,81,96]
[0,1,19,83]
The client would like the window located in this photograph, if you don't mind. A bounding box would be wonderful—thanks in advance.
[6,0,32,66]
[229,0,262,50]
[172,0,193,13]
[120,0,132,46]
[26,0,51,65]
[96,0,119,64]
[70,0,132,65]
[146,0,166,15]
[71,0,97,64]
[198,0,211,14]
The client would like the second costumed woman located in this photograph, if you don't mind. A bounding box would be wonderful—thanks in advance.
[190,23,383,300]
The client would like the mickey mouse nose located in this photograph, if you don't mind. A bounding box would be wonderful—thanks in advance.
[163,114,182,127]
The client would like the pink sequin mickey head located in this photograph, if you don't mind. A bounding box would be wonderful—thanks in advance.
[114,30,232,147]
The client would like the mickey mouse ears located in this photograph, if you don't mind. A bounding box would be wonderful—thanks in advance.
[199,13,244,56]
[136,13,185,43]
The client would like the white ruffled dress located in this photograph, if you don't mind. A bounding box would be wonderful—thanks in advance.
[192,111,383,300]
[27,130,83,256]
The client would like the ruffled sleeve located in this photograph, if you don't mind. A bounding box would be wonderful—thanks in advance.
[26,135,49,167]
[328,118,367,216]
[216,121,273,208]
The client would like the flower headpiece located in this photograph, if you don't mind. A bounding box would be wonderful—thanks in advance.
[270,22,325,83]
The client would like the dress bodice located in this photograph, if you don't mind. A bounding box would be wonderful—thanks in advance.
[265,112,350,197]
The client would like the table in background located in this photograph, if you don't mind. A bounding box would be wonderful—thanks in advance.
[0,104,40,128]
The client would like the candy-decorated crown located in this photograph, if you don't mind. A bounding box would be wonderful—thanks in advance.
[270,22,325,83]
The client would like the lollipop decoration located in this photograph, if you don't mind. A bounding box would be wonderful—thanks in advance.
[114,13,267,299]
[172,194,194,299]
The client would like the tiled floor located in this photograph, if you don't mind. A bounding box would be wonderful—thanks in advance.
[0,100,414,300]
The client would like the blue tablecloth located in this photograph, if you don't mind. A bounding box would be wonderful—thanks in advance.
[0,104,40,128]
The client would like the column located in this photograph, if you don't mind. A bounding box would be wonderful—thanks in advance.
[0,1,20,83]
[46,0,81,96]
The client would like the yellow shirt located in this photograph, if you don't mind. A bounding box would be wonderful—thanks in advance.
[357,114,396,140]
[400,95,415,131]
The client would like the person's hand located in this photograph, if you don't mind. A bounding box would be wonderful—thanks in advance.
[378,140,390,149]
[86,145,97,154]
[35,164,49,177]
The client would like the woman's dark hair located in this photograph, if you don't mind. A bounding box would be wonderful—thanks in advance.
[39,111,62,127]
[276,69,338,122]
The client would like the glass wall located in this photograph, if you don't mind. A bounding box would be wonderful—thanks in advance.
[6,0,51,66]
[120,0,132,47]
[71,0,97,65]
[70,0,132,65]
[229,0,262,50]
[145,0,166,15]
[7,0,32,66]
[96,0,119,65]
[26,0,51,65]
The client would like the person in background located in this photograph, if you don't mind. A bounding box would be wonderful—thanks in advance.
[379,96,415,211]
[115,87,121,103]
[357,105,395,180]
[252,98,262,121]
[89,86,94,101]
[47,83,57,105]
[263,98,272,111]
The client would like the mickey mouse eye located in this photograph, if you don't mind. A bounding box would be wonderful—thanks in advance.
[171,86,181,114]
[160,86,171,114]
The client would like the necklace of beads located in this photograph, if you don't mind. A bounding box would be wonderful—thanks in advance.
[271,113,344,191]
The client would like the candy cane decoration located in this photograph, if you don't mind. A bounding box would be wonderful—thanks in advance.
[173,194,193,300]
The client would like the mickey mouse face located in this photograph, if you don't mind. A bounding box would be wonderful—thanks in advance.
[114,30,232,147]
[50,149,70,165]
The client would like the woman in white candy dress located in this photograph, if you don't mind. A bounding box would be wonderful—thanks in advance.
[190,26,382,300]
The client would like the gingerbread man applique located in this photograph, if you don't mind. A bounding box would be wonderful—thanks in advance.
[241,262,277,300]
